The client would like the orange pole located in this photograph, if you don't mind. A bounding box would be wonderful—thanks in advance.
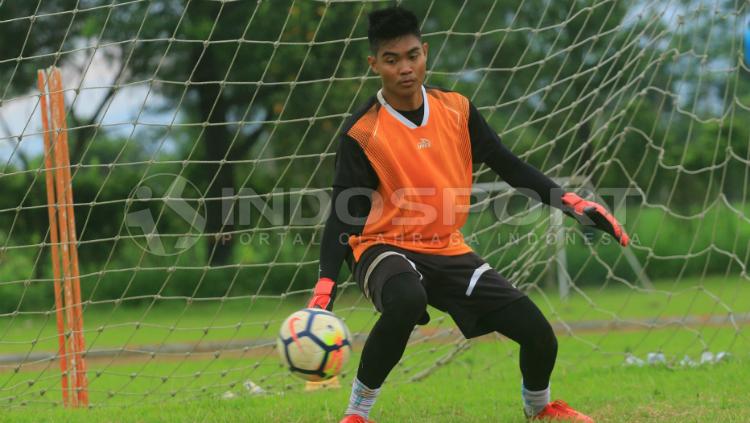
[49,68,88,406]
[47,68,78,407]
[37,69,70,407]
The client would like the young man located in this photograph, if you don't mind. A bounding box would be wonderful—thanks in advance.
[308,6,629,423]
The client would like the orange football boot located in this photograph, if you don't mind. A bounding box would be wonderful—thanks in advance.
[529,400,594,422]
[339,414,375,423]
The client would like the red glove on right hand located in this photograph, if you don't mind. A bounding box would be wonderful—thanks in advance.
[308,278,336,311]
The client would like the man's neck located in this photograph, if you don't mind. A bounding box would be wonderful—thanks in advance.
[381,86,423,111]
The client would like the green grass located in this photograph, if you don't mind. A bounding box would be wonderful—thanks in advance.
[0,330,748,422]
[0,276,748,421]
[530,275,750,326]
[0,275,747,355]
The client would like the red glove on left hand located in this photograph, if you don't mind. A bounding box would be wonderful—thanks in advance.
[307,278,336,311]
[561,192,630,247]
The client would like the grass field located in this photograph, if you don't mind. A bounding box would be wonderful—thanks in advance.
[0,276,748,421]
[0,333,747,422]
[1,276,746,355]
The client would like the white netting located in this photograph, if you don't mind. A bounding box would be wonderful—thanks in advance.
[0,0,748,408]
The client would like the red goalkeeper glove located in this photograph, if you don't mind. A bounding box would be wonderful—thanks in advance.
[561,192,630,247]
[308,277,336,311]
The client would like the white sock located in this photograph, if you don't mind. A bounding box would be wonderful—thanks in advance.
[345,378,380,418]
[522,382,551,417]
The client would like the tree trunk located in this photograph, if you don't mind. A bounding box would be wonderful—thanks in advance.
[195,47,234,266]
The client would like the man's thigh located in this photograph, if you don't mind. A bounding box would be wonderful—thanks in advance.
[353,244,424,313]
[416,251,527,338]
[354,245,525,337]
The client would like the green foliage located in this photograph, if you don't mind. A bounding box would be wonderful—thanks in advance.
[465,202,749,288]
[0,242,48,313]
[1,197,748,312]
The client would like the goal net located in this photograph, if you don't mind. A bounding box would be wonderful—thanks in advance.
[0,0,748,408]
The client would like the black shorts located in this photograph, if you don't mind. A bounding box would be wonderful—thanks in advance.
[353,243,526,339]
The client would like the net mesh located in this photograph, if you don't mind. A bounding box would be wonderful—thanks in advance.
[0,0,748,408]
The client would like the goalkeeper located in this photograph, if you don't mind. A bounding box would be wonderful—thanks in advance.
[309,6,629,423]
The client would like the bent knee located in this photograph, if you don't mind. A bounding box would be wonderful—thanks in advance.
[529,322,557,354]
[380,272,427,319]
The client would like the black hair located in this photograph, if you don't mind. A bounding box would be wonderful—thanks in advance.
[367,6,421,55]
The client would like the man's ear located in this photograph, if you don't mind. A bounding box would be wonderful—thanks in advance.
[422,42,429,59]
[367,55,378,74]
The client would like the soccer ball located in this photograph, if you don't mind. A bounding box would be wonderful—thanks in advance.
[277,308,352,382]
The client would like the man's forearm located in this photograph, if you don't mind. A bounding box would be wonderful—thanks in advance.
[483,142,562,207]
[318,186,371,281]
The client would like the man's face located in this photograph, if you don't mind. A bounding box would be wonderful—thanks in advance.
[368,35,428,102]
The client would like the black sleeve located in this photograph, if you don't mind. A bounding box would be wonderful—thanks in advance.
[468,102,563,207]
[318,134,377,282]
[332,133,378,189]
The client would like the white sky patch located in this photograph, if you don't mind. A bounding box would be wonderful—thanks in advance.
[0,43,176,167]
